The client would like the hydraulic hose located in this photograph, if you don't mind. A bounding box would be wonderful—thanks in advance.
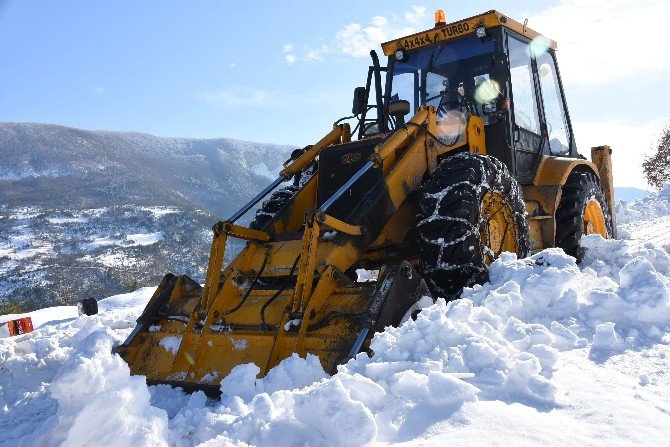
[220,248,270,316]
[260,254,301,327]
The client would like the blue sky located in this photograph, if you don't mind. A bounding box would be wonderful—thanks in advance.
[1,0,668,187]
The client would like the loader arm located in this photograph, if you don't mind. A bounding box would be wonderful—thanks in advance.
[116,105,484,393]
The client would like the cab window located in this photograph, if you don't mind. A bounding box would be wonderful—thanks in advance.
[391,72,418,114]
[536,52,571,155]
[508,37,541,135]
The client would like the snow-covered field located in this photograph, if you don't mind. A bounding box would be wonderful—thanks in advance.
[2,188,670,446]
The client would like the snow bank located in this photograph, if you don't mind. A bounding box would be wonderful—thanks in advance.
[38,326,168,447]
[0,304,78,328]
[2,237,670,445]
[219,354,329,401]
[616,183,670,225]
[616,186,670,252]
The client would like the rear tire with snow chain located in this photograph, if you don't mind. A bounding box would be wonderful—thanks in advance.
[417,153,530,297]
[555,170,612,262]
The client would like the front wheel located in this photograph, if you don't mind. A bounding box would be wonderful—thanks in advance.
[555,171,613,261]
[416,153,530,297]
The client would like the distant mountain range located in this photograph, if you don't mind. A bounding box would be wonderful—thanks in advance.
[0,122,294,311]
[0,122,294,214]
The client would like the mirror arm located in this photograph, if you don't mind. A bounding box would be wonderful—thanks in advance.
[370,50,385,133]
[358,66,374,139]
[383,56,395,128]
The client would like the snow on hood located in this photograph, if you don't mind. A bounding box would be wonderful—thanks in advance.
[1,238,670,444]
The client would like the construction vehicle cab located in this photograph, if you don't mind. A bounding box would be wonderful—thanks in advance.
[352,10,614,251]
[383,15,573,184]
[357,12,582,180]
[115,10,615,396]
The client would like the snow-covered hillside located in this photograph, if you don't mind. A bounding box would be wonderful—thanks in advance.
[0,123,294,310]
[0,122,294,212]
[1,189,670,446]
[0,206,216,311]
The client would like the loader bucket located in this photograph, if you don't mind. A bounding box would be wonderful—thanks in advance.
[115,258,426,396]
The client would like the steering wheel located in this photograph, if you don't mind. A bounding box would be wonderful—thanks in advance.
[428,87,475,117]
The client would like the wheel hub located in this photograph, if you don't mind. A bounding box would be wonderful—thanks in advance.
[480,192,518,265]
[583,199,607,237]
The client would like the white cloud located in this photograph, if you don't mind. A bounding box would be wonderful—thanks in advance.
[228,63,237,69]
[529,0,670,85]
[282,43,297,65]
[297,5,430,63]
[573,116,669,188]
[305,46,327,63]
[404,5,427,26]
[92,87,107,95]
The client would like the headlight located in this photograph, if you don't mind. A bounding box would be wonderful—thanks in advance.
[394,48,408,62]
[476,26,487,38]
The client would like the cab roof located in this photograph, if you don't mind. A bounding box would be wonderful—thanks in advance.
[381,10,557,56]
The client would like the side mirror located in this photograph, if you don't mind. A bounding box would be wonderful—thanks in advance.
[352,87,367,115]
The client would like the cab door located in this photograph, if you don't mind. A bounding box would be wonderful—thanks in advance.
[507,35,546,183]
[535,50,573,157]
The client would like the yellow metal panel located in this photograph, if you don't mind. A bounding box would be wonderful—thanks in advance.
[376,107,429,171]
[533,155,599,186]
[526,215,555,251]
[385,136,429,208]
[317,212,363,235]
[467,116,486,155]
[591,146,616,237]
[280,124,344,178]
[203,232,227,311]
[216,222,270,242]
[522,184,561,251]
[269,175,318,234]
[381,10,557,56]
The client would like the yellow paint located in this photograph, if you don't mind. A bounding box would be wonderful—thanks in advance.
[591,146,616,238]
[318,213,363,235]
[480,191,518,264]
[533,156,599,186]
[467,116,486,155]
[583,199,607,237]
[381,10,557,57]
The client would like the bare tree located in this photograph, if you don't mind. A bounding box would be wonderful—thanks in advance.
[643,122,670,189]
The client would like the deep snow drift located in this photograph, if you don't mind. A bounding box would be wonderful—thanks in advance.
[2,190,670,446]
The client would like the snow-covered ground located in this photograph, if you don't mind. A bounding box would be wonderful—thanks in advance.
[617,186,670,252]
[2,188,670,446]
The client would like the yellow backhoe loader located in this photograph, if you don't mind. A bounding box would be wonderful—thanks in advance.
[115,10,615,395]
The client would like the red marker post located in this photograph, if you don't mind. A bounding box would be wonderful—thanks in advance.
[0,317,34,337]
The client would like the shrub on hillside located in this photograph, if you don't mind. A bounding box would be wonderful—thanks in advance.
[643,122,670,189]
